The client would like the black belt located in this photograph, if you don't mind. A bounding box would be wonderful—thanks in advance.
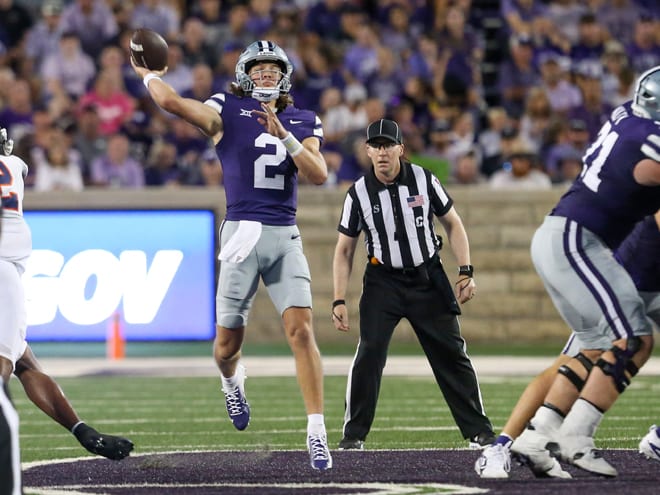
[368,254,438,277]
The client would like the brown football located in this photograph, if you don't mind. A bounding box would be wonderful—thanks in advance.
[130,28,169,71]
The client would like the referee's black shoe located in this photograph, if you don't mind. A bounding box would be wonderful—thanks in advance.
[469,431,496,449]
[338,437,365,450]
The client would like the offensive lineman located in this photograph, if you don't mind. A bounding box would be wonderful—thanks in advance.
[504,66,660,478]
[475,210,660,478]
[0,127,134,463]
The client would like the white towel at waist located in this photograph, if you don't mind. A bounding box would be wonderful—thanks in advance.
[218,220,262,263]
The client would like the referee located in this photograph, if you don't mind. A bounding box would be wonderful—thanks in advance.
[332,119,494,450]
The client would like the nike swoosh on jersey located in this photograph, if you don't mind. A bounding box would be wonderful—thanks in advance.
[289,120,303,124]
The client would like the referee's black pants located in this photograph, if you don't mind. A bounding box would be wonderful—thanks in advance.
[342,263,493,442]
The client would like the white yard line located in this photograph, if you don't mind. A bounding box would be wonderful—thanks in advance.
[38,355,660,378]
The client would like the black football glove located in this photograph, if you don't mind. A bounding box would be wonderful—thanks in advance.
[73,423,134,460]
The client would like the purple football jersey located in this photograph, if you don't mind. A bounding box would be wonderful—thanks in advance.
[204,93,323,226]
[615,216,660,292]
[552,102,660,248]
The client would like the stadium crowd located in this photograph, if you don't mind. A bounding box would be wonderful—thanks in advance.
[0,0,658,191]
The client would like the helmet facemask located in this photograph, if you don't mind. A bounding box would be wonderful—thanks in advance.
[0,128,13,156]
[235,41,293,102]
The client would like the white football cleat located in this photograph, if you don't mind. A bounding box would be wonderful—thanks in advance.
[511,427,571,478]
[559,434,617,477]
[639,425,660,462]
[475,444,511,479]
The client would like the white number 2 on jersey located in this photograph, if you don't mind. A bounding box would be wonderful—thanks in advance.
[580,121,619,192]
[253,133,287,190]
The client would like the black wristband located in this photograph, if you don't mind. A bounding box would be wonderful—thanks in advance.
[332,299,346,308]
[458,265,474,278]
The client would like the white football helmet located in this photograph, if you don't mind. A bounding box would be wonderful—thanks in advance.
[235,40,293,102]
[632,65,660,121]
[0,127,13,156]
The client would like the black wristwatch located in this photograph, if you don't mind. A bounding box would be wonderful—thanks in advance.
[458,265,474,278]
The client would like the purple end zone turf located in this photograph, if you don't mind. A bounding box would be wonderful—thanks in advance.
[23,449,659,494]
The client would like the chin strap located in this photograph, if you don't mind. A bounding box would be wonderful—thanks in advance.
[251,87,280,102]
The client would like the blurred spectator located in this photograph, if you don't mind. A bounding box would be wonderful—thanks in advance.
[78,68,136,136]
[245,0,274,38]
[165,118,208,168]
[500,0,569,54]
[362,97,387,125]
[500,0,548,38]
[144,139,181,186]
[445,110,478,170]
[391,99,426,155]
[109,0,135,34]
[518,86,554,154]
[436,4,485,109]
[318,86,350,147]
[404,32,437,84]
[546,0,589,45]
[188,0,226,48]
[0,79,34,144]
[364,47,404,108]
[24,0,65,74]
[335,136,371,187]
[295,44,345,114]
[130,0,180,41]
[0,66,15,111]
[213,4,254,55]
[119,100,155,163]
[601,40,635,107]
[32,127,84,192]
[18,107,53,186]
[164,143,222,187]
[59,0,119,59]
[450,147,487,185]
[569,12,606,73]
[303,0,349,44]
[569,63,612,140]
[197,148,223,187]
[478,107,510,176]
[0,0,33,55]
[399,75,433,131]
[497,34,539,119]
[40,31,96,101]
[182,63,215,101]
[99,43,144,103]
[596,0,642,47]
[338,83,368,147]
[489,142,551,190]
[537,51,582,115]
[270,3,302,43]
[415,118,453,182]
[626,13,660,74]
[544,118,590,182]
[162,42,194,94]
[379,4,419,57]
[89,133,144,188]
[180,16,217,67]
[342,23,380,85]
[72,103,107,182]
[212,41,243,94]
[554,147,583,186]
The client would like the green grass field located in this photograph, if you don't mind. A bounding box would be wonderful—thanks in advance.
[12,373,660,464]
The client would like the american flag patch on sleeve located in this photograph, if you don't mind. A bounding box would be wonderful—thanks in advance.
[406,195,424,208]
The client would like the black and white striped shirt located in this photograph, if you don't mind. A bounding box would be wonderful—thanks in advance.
[337,161,453,269]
